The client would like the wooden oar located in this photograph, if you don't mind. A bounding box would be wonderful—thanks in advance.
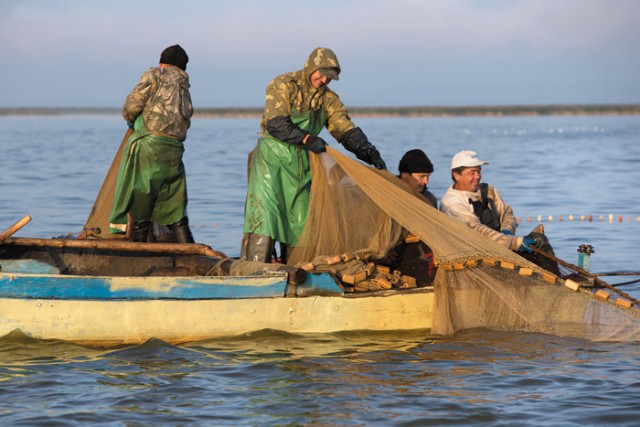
[4,236,227,259]
[0,215,32,243]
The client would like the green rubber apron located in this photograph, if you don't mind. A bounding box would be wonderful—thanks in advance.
[243,107,326,246]
[109,115,187,234]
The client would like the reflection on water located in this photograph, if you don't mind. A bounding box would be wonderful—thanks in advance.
[0,330,106,367]
[0,115,639,425]
[0,327,639,424]
[187,329,433,362]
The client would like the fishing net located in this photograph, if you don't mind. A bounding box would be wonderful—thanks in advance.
[288,146,536,268]
[79,129,132,239]
[79,129,183,243]
[434,265,640,341]
[288,146,640,341]
[79,133,640,341]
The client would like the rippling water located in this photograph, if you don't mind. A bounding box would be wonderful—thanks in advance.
[1,114,639,425]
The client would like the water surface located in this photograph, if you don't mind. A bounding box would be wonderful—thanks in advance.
[1,115,639,425]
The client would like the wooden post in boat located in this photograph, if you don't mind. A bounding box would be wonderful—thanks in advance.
[0,215,32,243]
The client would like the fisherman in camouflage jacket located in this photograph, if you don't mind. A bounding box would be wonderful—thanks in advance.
[109,44,195,243]
[241,47,387,263]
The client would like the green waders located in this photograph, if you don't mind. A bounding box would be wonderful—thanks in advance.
[241,108,326,262]
[109,116,189,241]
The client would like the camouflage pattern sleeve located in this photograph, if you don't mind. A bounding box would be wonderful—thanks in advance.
[324,89,355,141]
[122,68,156,125]
[262,74,296,128]
[142,68,192,141]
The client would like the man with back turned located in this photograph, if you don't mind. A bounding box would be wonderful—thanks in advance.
[109,44,195,243]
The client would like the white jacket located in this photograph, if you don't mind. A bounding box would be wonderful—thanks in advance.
[440,183,522,250]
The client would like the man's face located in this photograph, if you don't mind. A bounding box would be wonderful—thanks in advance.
[454,166,482,192]
[401,172,431,193]
[310,70,330,89]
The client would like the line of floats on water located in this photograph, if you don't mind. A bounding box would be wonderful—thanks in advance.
[518,214,640,223]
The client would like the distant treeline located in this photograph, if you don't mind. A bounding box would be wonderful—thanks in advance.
[2,104,640,118]
[346,104,640,117]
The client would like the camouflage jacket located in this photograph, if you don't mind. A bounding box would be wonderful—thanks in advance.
[122,66,193,141]
[261,47,355,141]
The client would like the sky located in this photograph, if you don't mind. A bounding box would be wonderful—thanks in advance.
[1,0,639,108]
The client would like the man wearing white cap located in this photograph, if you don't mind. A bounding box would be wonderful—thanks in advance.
[440,150,535,253]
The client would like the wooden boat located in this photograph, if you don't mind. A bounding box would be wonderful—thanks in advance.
[2,218,638,345]
[0,237,434,347]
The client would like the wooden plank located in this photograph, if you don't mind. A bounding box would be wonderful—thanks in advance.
[4,236,227,258]
[0,215,31,242]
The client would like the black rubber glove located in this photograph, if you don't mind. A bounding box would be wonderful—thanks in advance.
[306,135,327,153]
[355,144,387,170]
[340,127,387,170]
[265,116,308,145]
[367,147,387,170]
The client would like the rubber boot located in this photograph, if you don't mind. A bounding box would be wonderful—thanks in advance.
[240,233,273,263]
[169,217,195,244]
[278,242,288,264]
[132,221,151,242]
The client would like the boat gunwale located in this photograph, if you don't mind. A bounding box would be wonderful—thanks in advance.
[0,268,434,301]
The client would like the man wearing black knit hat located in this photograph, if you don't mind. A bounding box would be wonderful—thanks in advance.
[398,148,437,208]
[159,44,189,71]
[377,148,440,286]
[109,44,195,243]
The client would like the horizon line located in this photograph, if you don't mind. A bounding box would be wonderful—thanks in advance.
[2,103,639,118]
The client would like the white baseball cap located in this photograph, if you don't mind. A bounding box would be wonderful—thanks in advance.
[451,150,488,170]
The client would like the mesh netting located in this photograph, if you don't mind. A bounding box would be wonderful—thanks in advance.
[79,129,133,239]
[433,266,640,341]
[79,138,640,341]
[289,146,541,268]
[288,147,640,341]
[79,129,184,243]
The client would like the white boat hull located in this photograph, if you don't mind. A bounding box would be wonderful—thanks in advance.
[0,290,434,346]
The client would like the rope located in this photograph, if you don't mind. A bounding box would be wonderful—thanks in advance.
[594,271,640,277]
[610,278,640,287]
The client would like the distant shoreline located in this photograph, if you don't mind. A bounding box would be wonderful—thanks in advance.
[1,104,639,118]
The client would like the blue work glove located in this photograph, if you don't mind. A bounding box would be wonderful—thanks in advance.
[518,236,536,253]
[127,121,135,130]
[502,229,513,235]
[305,135,327,154]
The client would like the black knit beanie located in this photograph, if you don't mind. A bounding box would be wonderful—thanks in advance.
[399,149,434,173]
[160,44,188,71]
